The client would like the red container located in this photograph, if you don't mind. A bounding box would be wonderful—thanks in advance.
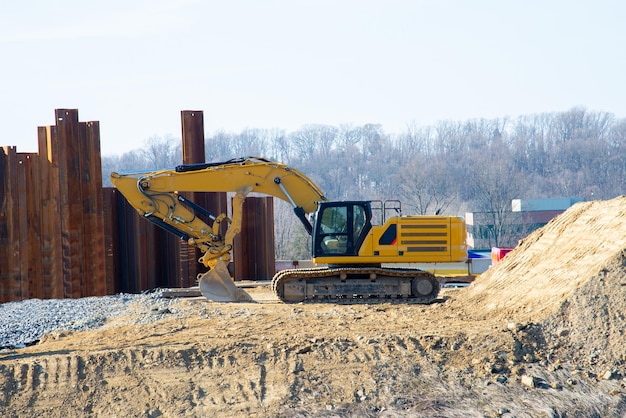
[491,247,513,264]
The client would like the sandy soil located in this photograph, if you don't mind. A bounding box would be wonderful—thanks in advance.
[2,197,626,417]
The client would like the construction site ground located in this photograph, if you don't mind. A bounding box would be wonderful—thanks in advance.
[2,197,626,417]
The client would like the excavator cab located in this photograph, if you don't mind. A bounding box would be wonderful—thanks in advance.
[313,201,372,258]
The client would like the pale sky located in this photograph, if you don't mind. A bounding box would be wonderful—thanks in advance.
[1,0,624,156]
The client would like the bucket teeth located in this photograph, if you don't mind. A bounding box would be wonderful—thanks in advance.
[198,260,251,302]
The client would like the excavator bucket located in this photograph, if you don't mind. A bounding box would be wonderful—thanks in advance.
[198,260,252,302]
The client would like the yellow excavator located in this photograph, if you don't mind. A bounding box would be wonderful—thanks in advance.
[111,157,467,303]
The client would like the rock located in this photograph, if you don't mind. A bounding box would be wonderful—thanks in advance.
[507,322,520,332]
[489,363,505,374]
[356,388,367,401]
[296,345,312,354]
[601,369,615,380]
[521,375,538,388]
[584,371,597,379]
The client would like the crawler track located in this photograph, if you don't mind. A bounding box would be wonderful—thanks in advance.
[271,266,439,303]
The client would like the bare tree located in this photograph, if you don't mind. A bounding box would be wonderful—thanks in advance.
[116,149,149,171]
[228,128,268,157]
[397,155,456,215]
[289,124,337,161]
[206,131,237,162]
[267,128,290,163]
[395,123,433,162]
[140,135,181,168]
[100,155,120,186]
[337,124,363,151]
[466,145,526,248]
[273,199,310,260]
[551,107,613,144]
[434,121,464,155]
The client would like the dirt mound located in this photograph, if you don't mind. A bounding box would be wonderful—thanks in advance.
[1,197,626,416]
[455,196,626,369]
[454,196,626,370]
[457,196,626,323]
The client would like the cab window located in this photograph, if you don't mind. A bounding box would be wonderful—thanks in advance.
[319,206,348,254]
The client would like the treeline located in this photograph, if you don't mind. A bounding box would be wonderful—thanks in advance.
[102,107,626,256]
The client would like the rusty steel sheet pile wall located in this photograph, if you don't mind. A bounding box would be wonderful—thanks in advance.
[1,109,107,302]
[0,109,275,303]
[1,109,275,302]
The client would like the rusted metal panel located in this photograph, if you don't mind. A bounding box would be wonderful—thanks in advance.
[233,197,276,281]
[181,110,206,165]
[89,121,108,295]
[102,187,119,294]
[111,190,135,293]
[79,121,107,296]
[38,125,63,299]
[3,108,172,301]
[164,233,182,288]
[135,208,160,292]
[16,154,29,299]
[17,153,42,299]
[122,193,142,293]
[0,146,21,302]
[175,240,194,288]
[179,110,214,287]
[55,109,85,298]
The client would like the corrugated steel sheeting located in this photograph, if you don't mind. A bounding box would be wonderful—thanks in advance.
[233,196,276,280]
[0,109,275,302]
[1,110,107,302]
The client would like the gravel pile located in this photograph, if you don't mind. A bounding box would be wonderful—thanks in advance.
[0,291,180,349]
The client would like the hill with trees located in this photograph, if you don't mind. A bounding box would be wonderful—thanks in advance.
[102,107,626,257]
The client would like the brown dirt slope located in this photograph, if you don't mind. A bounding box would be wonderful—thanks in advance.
[1,197,626,417]
[458,196,626,321]
[454,196,626,369]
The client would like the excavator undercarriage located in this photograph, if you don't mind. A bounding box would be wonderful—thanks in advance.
[271,266,440,303]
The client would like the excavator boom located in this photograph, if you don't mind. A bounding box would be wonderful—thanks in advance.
[122,157,325,213]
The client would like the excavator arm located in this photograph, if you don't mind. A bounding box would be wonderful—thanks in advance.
[110,157,328,301]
